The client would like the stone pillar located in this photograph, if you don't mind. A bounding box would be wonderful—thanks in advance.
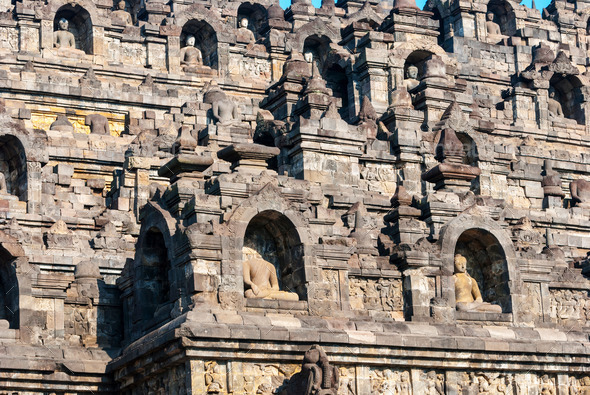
[356,33,391,115]
[18,22,40,53]
[92,26,105,65]
[146,38,168,70]
[40,19,53,52]
[167,35,181,74]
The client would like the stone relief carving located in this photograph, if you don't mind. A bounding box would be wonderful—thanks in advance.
[338,367,356,395]
[246,363,298,394]
[458,372,519,394]
[522,282,543,324]
[349,277,403,314]
[568,375,590,394]
[423,370,444,395]
[549,288,590,323]
[205,361,225,393]
[369,369,411,395]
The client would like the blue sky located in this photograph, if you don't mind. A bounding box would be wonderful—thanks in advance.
[279,0,551,11]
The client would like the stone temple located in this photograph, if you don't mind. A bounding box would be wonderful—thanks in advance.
[0,0,590,392]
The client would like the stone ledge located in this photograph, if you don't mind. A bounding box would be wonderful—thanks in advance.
[456,311,513,322]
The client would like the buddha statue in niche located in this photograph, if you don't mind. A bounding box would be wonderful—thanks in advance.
[403,64,420,91]
[453,254,502,313]
[0,173,7,194]
[112,0,133,26]
[485,12,502,40]
[212,91,240,126]
[236,17,255,44]
[548,91,564,119]
[242,246,299,301]
[54,18,76,49]
[180,35,203,72]
[54,17,85,56]
[570,179,590,208]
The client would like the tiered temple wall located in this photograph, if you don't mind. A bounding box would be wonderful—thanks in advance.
[0,0,588,392]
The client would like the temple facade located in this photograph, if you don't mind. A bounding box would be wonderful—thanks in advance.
[0,0,588,392]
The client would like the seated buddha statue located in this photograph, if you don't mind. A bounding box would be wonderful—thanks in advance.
[454,254,502,313]
[180,35,203,72]
[242,246,299,301]
[53,18,85,56]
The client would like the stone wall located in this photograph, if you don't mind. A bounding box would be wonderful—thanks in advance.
[0,0,588,392]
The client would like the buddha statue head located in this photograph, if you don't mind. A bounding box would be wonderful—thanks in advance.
[58,17,69,31]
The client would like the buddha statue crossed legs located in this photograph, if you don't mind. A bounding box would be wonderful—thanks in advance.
[54,18,76,49]
[242,247,299,301]
[454,254,502,313]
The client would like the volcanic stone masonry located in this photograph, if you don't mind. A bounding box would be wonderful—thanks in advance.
[0,0,589,392]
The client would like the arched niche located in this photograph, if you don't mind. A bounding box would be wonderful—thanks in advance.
[486,0,517,37]
[440,214,519,318]
[389,41,454,95]
[136,227,172,328]
[0,255,19,329]
[405,50,432,76]
[244,210,306,299]
[550,75,584,125]
[402,50,433,90]
[303,35,351,121]
[0,231,31,332]
[303,35,331,71]
[454,229,510,312]
[455,132,478,167]
[181,20,218,69]
[237,2,268,39]
[0,135,27,201]
[54,4,93,54]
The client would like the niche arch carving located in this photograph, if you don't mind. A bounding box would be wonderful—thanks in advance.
[290,18,339,53]
[549,74,585,124]
[122,201,177,340]
[237,2,268,39]
[0,118,48,210]
[485,0,518,37]
[0,230,33,334]
[52,3,94,54]
[174,4,232,43]
[440,213,520,319]
[223,184,312,302]
[388,39,453,69]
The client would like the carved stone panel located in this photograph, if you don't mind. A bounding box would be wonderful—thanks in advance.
[369,369,412,395]
[549,288,590,325]
[349,277,403,319]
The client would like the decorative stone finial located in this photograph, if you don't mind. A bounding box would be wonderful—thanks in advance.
[304,62,330,95]
[435,128,464,164]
